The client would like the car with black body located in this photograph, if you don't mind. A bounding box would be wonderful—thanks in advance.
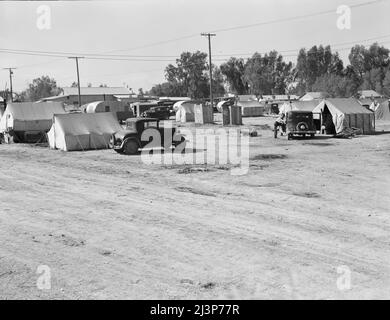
[141,106,171,120]
[109,117,186,155]
[286,110,316,139]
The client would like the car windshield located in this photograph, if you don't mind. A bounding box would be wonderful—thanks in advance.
[126,122,136,130]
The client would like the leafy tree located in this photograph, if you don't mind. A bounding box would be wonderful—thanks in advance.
[148,82,181,97]
[243,51,292,95]
[294,45,343,94]
[210,65,225,97]
[348,43,390,92]
[165,51,209,99]
[382,69,390,96]
[21,76,62,102]
[220,57,247,94]
[312,74,355,98]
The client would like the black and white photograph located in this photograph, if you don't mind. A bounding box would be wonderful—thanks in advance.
[0,0,389,305]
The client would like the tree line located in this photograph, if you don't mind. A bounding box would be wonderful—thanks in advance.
[149,42,390,99]
[5,42,389,102]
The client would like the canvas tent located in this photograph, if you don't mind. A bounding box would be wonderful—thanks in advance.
[313,98,375,134]
[84,101,134,121]
[47,113,122,151]
[300,92,328,101]
[236,96,266,117]
[175,103,196,122]
[0,102,65,135]
[370,100,390,121]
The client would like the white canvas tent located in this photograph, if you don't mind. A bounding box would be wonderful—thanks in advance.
[313,98,374,134]
[0,102,65,134]
[47,113,122,151]
[370,100,390,121]
[300,92,328,101]
[84,100,134,121]
[175,103,196,122]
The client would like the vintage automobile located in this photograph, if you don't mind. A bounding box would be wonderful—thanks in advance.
[141,106,171,120]
[286,110,316,140]
[109,117,186,155]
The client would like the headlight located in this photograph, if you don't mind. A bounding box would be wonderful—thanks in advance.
[109,135,115,147]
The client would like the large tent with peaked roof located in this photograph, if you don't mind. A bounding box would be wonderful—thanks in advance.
[0,102,66,134]
[47,113,122,151]
[299,92,328,101]
[313,98,375,134]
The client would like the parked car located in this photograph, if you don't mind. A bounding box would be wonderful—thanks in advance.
[286,110,316,140]
[109,117,186,155]
[141,106,171,120]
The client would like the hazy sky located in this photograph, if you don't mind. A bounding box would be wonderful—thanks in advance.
[0,0,389,92]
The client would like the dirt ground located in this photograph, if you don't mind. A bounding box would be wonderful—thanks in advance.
[0,115,389,300]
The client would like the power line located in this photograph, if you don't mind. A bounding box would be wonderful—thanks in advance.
[208,0,389,34]
[0,0,386,61]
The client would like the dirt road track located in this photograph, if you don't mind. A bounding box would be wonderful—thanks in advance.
[0,119,389,299]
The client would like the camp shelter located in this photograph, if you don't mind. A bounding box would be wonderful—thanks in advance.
[370,99,390,121]
[175,103,196,122]
[0,102,66,136]
[172,100,201,112]
[84,101,134,122]
[313,98,375,134]
[194,104,213,124]
[47,113,122,151]
[236,97,265,117]
[300,92,328,101]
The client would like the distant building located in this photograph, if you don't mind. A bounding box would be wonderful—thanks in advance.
[356,90,384,99]
[39,87,134,107]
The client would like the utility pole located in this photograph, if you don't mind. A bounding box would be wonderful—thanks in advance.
[201,33,216,109]
[68,57,84,107]
[2,67,16,102]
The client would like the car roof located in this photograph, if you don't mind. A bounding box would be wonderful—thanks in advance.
[288,110,313,114]
[126,117,159,123]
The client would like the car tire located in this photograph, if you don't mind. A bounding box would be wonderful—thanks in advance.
[123,139,139,155]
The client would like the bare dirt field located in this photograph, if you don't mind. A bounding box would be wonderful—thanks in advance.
[0,116,389,299]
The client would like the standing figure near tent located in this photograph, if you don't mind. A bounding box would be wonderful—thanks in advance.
[274,113,286,138]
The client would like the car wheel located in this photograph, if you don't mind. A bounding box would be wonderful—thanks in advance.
[123,140,139,155]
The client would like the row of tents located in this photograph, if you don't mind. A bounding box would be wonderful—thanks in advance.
[0,102,119,151]
[0,97,389,151]
[279,98,389,134]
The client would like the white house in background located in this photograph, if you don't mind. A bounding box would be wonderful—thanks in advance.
[39,87,133,106]
[357,90,384,99]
